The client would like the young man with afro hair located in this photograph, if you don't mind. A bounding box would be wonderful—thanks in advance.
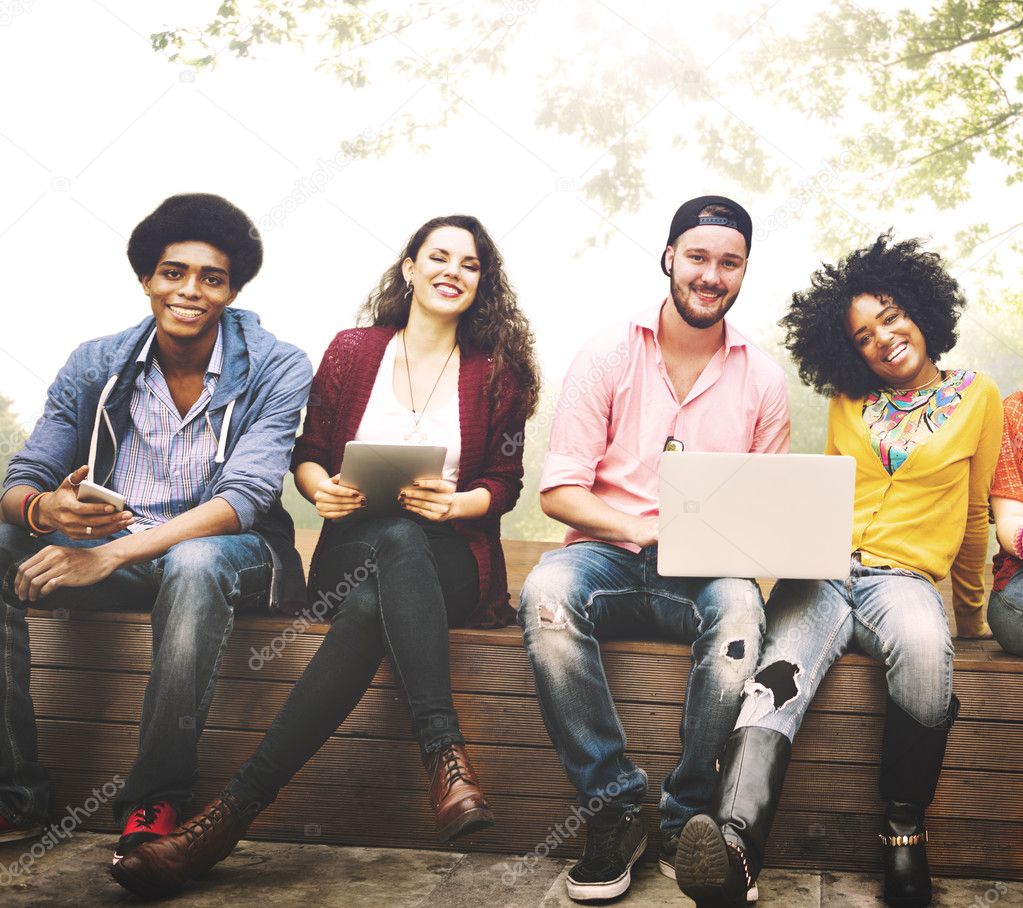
[0,193,311,866]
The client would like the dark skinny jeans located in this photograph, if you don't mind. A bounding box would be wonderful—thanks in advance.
[228,514,478,809]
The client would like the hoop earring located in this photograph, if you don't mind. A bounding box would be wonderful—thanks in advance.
[404,280,413,301]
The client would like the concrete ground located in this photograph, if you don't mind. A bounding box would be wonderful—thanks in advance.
[0,833,1017,906]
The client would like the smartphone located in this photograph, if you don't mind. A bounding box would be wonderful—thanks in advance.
[77,479,127,512]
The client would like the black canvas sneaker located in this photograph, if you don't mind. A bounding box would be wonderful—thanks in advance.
[565,806,647,902]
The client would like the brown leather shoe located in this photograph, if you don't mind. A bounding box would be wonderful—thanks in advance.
[428,743,495,842]
[109,792,258,899]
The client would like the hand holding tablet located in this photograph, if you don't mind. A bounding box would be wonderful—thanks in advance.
[312,474,365,521]
[397,477,457,521]
[337,442,447,516]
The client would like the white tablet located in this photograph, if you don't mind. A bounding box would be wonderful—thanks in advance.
[338,441,447,512]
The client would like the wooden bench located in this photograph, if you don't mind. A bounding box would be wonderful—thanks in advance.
[26,532,1023,880]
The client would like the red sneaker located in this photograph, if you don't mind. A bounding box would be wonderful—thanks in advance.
[113,802,177,864]
[0,814,42,843]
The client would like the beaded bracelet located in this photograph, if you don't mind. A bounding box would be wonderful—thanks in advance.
[1015,524,1023,561]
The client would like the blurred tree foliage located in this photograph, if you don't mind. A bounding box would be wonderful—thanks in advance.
[747,0,1023,262]
[153,0,530,167]
[155,2,1023,251]
[0,396,28,483]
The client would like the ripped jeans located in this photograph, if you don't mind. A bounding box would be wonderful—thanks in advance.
[735,556,954,739]
[517,542,764,833]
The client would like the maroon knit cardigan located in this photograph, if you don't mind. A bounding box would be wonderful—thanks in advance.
[291,326,526,628]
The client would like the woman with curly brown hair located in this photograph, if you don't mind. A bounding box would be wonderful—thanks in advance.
[675,233,1001,908]
[112,215,541,900]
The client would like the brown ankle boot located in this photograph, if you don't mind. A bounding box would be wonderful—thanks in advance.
[427,743,495,842]
[110,792,259,899]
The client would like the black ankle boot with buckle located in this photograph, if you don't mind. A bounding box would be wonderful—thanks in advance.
[878,693,959,908]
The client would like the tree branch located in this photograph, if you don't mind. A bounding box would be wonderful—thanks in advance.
[902,109,1020,168]
[885,19,1023,66]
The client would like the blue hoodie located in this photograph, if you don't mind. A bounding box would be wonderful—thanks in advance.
[3,308,313,609]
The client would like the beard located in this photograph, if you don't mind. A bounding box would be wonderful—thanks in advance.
[670,279,740,329]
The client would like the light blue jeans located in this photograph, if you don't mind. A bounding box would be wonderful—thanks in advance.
[735,556,954,738]
[988,566,1023,656]
[0,523,271,827]
[517,542,765,834]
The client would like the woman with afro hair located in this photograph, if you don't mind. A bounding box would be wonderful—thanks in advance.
[675,233,1001,908]
[112,215,541,900]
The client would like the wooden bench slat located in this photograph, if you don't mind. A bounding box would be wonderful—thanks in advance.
[36,718,1023,821]
[27,630,1023,723]
[18,667,921,751]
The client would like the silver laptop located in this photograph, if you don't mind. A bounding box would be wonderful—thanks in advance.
[658,452,856,580]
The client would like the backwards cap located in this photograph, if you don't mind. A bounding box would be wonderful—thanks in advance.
[661,194,752,276]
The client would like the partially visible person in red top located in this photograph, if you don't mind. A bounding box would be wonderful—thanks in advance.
[988,391,1023,655]
[112,215,540,899]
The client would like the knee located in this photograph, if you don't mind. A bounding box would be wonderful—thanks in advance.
[328,583,380,628]
[886,635,952,727]
[888,625,952,677]
[372,518,429,555]
[736,658,803,727]
[160,538,238,609]
[697,580,765,656]
[162,538,225,576]
[518,564,586,635]
[0,521,28,548]
[989,590,1023,656]
[701,579,765,626]
[0,522,30,565]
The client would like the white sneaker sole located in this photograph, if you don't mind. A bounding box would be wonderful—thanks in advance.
[566,834,647,902]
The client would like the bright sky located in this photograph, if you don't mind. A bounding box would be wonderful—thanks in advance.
[0,0,1017,433]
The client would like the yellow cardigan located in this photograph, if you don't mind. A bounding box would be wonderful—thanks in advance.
[825,372,1003,636]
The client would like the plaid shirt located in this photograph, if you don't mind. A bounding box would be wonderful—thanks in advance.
[110,327,224,531]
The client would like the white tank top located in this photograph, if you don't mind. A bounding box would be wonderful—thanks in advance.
[354,335,461,483]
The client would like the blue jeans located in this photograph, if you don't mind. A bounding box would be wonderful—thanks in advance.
[517,542,764,833]
[989,567,1023,656]
[735,556,954,738]
[0,523,271,827]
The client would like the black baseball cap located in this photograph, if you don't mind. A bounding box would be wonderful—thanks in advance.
[661,194,753,275]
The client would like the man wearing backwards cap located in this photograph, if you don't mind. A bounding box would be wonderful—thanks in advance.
[518,195,789,902]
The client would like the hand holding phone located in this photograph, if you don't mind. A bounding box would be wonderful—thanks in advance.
[77,479,126,512]
[34,466,133,540]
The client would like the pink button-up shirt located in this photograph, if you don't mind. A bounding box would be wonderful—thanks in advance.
[541,301,791,551]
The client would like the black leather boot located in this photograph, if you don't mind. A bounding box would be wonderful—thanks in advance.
[675,726,791,907]
[878,694,959,908]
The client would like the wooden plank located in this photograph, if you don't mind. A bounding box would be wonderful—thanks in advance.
[27,629,1023,722]
[42,771,1023,880]
[34,716,1023,820]
[31,670,1023,768]
[26,608,1023,676]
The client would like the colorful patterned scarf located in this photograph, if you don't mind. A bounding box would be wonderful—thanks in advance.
[863,370,975,474]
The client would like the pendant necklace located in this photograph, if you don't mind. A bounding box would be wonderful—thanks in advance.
[401,330,457,443]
